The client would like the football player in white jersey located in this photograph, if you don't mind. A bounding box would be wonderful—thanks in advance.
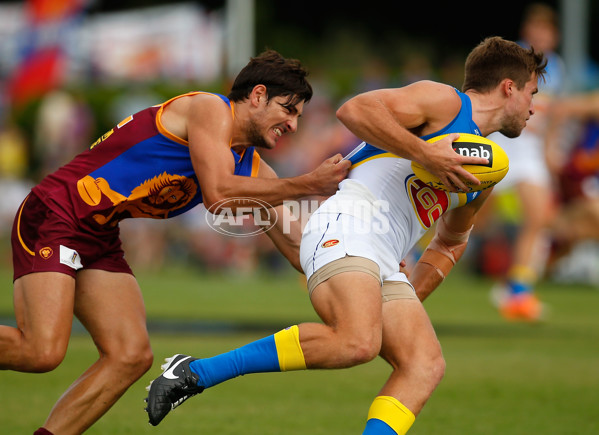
[146,37,546,434]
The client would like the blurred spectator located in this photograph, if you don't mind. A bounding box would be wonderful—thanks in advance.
[0,116,33,262]
[543,91,599,284]
[33,90,95,179]
[481,3,566,321]
[118,218,168,272]
[171,206,267,276]
[0,118,28,179]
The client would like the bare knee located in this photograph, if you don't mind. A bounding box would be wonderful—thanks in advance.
[425,352,446,387]
[383,342,445,392]
[105,341,154,379]
[413,349,446,391]
[138,347,155,374]
[24,343,68,373]
[343,332,381,366]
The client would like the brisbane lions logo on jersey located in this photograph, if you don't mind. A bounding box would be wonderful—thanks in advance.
[77,172,198,227]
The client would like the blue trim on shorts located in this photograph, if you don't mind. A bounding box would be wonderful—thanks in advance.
[310,213,341,275]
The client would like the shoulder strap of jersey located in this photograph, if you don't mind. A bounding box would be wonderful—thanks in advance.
[155,92,234,146]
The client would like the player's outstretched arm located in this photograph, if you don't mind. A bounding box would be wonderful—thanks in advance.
[187,95,350,209]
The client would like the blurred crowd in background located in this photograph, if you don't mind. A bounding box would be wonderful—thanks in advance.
[1,1,599,288]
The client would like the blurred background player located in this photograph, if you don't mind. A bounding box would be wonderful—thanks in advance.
[544,90,599,274]
[484,3,566,321]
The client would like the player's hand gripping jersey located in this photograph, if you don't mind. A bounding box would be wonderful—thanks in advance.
[32,92,260,231]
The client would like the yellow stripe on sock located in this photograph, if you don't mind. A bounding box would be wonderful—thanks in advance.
[508,264,537,284]
[273,325,307,371]
[367,396,415,435]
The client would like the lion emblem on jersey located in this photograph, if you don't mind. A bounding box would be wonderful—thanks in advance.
[77,172,198,227]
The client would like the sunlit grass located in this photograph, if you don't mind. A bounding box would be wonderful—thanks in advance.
[1,265,598,434]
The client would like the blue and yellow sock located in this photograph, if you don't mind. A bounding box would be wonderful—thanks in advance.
[507,265,536,295]
[363,396,415,435]
[188,325,306,388]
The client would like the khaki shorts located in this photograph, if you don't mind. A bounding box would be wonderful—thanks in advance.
[306,256,417,302]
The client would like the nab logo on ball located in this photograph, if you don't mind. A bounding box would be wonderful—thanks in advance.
[453,143,493,168]
[411,133,509,192]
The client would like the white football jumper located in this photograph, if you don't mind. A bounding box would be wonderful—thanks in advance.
[300,88,483,286]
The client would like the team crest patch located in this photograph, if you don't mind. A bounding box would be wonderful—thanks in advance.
[322,239,340,248]
[39,247,53,259]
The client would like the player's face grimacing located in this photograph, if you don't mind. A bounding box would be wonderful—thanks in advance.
[250,95,304,149]
[499,73,539,138]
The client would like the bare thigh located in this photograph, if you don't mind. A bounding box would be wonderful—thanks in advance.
[297,271,384,368]
[1,272,76,371]
[74,269,151,359]
[310,271,383,337]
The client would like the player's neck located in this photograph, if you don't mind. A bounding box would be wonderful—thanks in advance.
[467,90,505,136]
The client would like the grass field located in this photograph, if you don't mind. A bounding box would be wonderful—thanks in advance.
[1,264,598,434]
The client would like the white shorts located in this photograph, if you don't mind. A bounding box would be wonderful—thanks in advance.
[488,130,551,191]
[299,211,410,291]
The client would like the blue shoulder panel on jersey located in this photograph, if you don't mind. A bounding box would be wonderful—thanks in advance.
[421,89,481,140]
[345,142,388,165]
[212,93,231,107]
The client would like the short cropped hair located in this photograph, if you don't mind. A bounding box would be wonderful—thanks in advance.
[228,50,313,108]
[462,36,547,93]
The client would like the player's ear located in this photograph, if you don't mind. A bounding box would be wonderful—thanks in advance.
[500,79,514,97]
[250,85,268,107]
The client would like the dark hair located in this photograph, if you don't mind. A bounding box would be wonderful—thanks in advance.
[462,36,547,93]
[227,50,313,108]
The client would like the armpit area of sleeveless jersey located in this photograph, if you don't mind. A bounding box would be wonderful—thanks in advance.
[330,88,482,261]
[32,92,261,230]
